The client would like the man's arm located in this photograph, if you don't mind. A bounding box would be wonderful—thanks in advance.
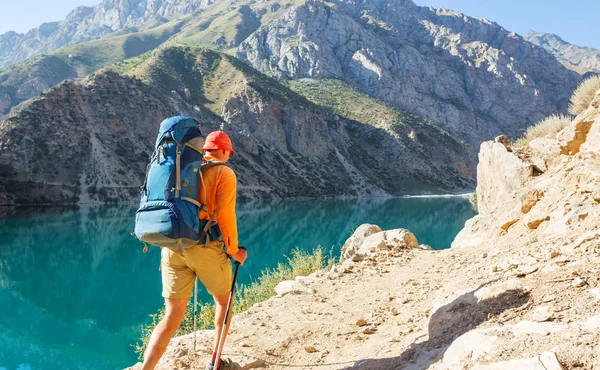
[215,167,238,256]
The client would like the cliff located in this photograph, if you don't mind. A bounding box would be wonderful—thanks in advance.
[237,0,581,147]
[525,31,600,75]
[129,77,600,369]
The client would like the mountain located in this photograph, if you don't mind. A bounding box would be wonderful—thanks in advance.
[0,0,216,68]
[0,46,474,205]
[0,0,586,204]
[524,31,600,75]
[237,0,581,147]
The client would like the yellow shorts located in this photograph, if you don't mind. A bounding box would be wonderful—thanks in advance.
[161,240,233,299]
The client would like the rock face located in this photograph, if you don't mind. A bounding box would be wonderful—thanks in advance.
[0,0,216,68]
[237,0,581,148]
[453,67,600,250]
[524,31,600,75]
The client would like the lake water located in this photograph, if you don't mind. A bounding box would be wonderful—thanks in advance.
[0,197,475,370]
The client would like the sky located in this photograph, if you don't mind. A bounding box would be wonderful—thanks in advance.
[0,0,599,49]
[0,0,101,34]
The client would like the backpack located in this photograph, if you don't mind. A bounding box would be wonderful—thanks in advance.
[134,116,226,253]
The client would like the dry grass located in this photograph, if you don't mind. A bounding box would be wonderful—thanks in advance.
[515,114,573,147]
[569,75,600,115]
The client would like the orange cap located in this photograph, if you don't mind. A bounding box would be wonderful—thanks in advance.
[203,131,235,153]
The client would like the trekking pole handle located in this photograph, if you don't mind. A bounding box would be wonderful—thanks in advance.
[228,246,246,266]
[235,246,246,266]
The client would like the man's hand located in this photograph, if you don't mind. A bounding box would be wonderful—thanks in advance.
[231,248,247,265]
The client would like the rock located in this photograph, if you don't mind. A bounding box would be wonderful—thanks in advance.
[362,326,377,334]
[241,360,268,370]
[572,231,600,249]
[441,329,498,367]
[572,278,586,288]
[531,306,554,322]
[510,321,567,336]
[531,157,547,173]
[304,346,318,353]
[471,356,553,370]
[501,218,519,232]
[418,244,433,250]
[521,189,544,214]
[475,142,534,216]
[340,224,382,260]
[356,319,367,327]
[239,342,250,348]
[559,116,594,155]
[512,265,538,277]
[495,135,512,149]
[587,288,600,302]
[527,216,550,229]
[539,352,565,370]
[274,280,314,296]
[356,229,419,256]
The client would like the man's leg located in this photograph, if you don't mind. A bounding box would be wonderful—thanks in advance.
[211,292,233,363]
[142,298,188,370]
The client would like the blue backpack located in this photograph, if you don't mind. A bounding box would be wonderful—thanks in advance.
[134,116,226,253]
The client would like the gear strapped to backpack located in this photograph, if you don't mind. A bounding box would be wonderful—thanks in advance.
[134,116,226,253]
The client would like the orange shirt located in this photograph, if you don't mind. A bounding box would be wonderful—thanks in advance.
[198,154,238,255]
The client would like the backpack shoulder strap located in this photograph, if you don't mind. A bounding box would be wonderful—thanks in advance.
[200,160,228,174]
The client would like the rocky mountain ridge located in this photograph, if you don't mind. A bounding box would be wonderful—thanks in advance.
[237,0,581,147]
[0,0,215,68]
[524,31,600,75]
[0,46,474,206]
[1,0,581,150]
[130,69,600,370]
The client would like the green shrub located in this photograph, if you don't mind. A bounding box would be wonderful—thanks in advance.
[569,75,600,115]
[134,247,332,359]
[514,114,573,147]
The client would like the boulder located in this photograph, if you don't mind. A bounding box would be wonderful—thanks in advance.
[355,229,419,256]
[441,329,498,367]
[477,142,533,216]
[274,280,314,296]
[471,352,564,370]
[340,224,382,260]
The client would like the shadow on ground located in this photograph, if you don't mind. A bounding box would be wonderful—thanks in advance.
[342,282,531,369]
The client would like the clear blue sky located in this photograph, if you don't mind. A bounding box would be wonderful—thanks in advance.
[0,0,599,50]
[413,0,600,49]
[0,0,100,34]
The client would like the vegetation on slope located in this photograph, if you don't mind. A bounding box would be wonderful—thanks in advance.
[515,114,574,147]
[569,75,600,115]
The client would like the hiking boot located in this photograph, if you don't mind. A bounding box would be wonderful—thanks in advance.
[205,358,234,370]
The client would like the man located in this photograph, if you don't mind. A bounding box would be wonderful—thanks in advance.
[142,131,248,370]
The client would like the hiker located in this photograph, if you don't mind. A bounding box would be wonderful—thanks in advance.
[141,130,248,370]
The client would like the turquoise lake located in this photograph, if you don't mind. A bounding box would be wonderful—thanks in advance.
[0,197,475,370]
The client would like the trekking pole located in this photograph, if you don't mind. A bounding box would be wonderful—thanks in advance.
[193,278,198,354]
[215,246,245,370]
